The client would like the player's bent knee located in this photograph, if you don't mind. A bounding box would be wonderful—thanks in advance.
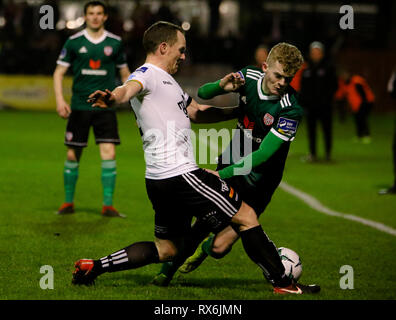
[155,239,178,262]
[211,244,232,259]
[99,143,116,160]
[232,202,259,231]
[67,147,82,162]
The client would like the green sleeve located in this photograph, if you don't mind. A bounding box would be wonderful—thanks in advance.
[58,39,74,65]
[197,80,226,99]
[115,41,127,66]
[218,131,284,179]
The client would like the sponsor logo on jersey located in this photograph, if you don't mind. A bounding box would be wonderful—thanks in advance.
[177,95,189,118]
[276,117,298,135]
[163,80,173,85]
[79,46,87,53]
[81,69,107,75]
[104,46,113,56]
[237,122,262,143]
[263,113,274,126]
[243,115,255,130]
[59,48,67,59]
[89,59,101,69]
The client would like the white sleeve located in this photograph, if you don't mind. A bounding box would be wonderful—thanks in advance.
[125,65,153,93]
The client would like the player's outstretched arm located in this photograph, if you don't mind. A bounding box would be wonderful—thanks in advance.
[88,81,142,108]
[216,132,284,179]
[187,99,239,124]
[198,72,245,100]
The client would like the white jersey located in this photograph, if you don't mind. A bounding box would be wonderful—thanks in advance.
[127,63,198,179]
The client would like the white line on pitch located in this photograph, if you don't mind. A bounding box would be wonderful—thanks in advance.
[280,182,396,237]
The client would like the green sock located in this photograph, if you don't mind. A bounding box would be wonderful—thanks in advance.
[201,234,215,256]
[101,160,116,206]
[64,160,79,203]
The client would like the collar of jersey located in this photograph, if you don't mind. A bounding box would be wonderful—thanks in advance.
[257,75,280,100]
[83,29,108,44]
[144,63,175,80]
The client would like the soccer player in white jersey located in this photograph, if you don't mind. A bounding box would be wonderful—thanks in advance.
[72,21,318,294]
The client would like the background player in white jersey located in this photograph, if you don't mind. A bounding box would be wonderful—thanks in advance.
[71,21,318,294]
[54,1,130,217]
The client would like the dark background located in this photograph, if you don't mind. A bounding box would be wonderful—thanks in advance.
[0,0,395,110]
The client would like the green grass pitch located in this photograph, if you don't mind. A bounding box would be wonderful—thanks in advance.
[0,109,395,301]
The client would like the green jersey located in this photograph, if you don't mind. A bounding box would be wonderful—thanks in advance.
[219,65,304,185]
[57,29,127,111]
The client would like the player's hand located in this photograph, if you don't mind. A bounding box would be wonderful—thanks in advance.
[87,89,115,108]
[56,100,71,119]
[219,72,245,92]
[204,168,220,177]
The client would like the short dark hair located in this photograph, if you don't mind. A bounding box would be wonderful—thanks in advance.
[84,1,107,15]
[143,21,184,54]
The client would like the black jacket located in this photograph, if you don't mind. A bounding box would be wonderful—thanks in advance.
[299,59,338,109]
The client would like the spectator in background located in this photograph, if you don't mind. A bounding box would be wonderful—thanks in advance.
[378,69,396,195]
[254,44,269,68]
[335,68,375,144]
[292,41,338,162]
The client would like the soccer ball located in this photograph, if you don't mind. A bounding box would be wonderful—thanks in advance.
[278,247,302,281]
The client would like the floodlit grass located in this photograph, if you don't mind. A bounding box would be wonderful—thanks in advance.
[0,109,395,301]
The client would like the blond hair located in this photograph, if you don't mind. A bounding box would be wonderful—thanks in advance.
[267,42,304,76]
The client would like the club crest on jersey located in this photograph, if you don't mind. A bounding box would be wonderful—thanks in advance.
[276,117,298,135]
[65,131,73,141]
[263,113,274,126]
[104,46,113,56]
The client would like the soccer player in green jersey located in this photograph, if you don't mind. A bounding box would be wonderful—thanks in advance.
[152,43,320,294]
[54,1,130,217]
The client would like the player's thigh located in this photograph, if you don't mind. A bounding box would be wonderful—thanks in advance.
[66,146,83,161]
[183,169,243,234]
[145,177,193,241]
[92,110,120,145]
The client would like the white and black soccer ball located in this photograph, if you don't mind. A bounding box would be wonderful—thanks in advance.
[278,247,302,281]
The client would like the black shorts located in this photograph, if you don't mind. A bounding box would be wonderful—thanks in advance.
[219,175,276,216]
[64,110,120,148]
[216,156,283,216]
[146,169,243,239]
